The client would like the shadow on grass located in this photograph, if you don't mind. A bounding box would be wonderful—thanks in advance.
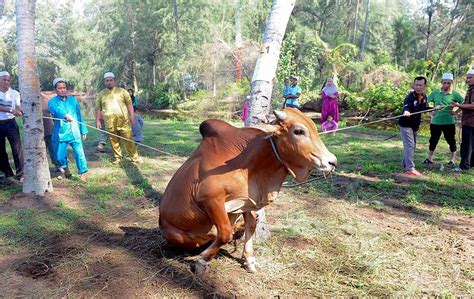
[0,195,235,297]
[121,161,162,206]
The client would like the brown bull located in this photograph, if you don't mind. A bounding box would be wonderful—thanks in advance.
[159,108,337,273]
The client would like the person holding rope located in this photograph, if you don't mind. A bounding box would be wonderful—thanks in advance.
[0,71,24,182]
[423,73,464,166]
[398,76,431,176]
[96,72,142,165]
[41,90,61,172]
[452,69,474,173]
[48,78,89,181]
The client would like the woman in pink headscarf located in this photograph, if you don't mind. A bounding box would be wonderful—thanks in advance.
[321,78,340,125]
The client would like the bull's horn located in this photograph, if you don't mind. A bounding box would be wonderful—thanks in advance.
[273,110,287,121]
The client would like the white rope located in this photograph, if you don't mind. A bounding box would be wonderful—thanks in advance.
[44,107,441,188]
[319,107,440,135]
[43,116,180,158]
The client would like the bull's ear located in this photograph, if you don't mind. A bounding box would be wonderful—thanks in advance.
[273,110,287,121]
[255,123,278,138]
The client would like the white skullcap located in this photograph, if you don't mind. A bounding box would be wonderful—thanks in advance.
[0,71,10,77]
[467,69,474,75]
[52,77,66,87]
[104,72,115,79]
[441,73,454,81]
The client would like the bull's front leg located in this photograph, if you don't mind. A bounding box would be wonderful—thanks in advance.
[194,201,233,274]
[242,211,258,273]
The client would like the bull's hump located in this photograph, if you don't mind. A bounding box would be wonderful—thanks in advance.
[199,119,235,138]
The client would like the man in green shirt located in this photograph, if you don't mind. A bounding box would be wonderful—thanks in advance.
[96,72,141,164]
[423,73,464,166]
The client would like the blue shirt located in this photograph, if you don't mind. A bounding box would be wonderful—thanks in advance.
[285,85,301,108]
[282,85,291,97]
[48,95,88,142]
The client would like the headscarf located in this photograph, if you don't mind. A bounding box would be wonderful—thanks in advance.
[322,79,339,96]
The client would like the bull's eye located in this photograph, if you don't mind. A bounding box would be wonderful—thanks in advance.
[294,129,305,136]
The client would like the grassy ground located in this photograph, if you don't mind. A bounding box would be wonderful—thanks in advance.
[0,115,472,297]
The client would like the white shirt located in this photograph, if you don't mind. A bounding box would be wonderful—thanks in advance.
[0,88,21,120]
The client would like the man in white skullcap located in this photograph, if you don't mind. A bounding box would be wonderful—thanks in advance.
[48,77,89,181]
[96,72,140,164]
[423,72,464,166]
[451,69,474,173]
[0,71,24,182]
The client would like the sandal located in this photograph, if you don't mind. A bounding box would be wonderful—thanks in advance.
[423,159,433,164]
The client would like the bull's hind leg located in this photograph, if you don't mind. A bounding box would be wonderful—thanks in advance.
[160,218,213,249]
[194,201,233,274]
[242,211,258,272]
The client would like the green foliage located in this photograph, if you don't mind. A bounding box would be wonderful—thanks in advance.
[187,90,212,102]
[220,80,250,98]
[358,82,409,114]
[1,0,472,116]
[150,83,180,109]
[277,31,298,83]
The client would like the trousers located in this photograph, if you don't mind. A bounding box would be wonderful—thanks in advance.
[0,118,24,178]
[54,138,88,174]
[44,134,59,166]
[459,125,474,170]
[429,124,456,152]
[105,116,139,161]
[400,126,417,171]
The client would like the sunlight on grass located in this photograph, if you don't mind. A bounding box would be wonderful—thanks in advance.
[0,208,83,244]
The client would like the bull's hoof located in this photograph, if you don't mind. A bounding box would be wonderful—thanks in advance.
[191,258,208,274]
[243,256,258,273]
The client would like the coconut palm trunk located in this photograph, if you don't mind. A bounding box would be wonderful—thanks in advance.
[16,0,53,195]
[246,0,296,241]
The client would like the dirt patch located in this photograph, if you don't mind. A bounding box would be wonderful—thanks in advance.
[16,259,55,279]
[0,193,54,212]
[283,236,312,249]
[0,186,82,213]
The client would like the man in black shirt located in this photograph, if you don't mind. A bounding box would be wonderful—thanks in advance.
[398,76,429,176]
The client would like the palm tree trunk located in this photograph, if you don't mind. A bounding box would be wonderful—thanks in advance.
[247,0,295,126]
[246,0,296,242]
[16,0,53,195]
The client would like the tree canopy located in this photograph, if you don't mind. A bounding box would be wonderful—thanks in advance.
[0,0,472,111]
